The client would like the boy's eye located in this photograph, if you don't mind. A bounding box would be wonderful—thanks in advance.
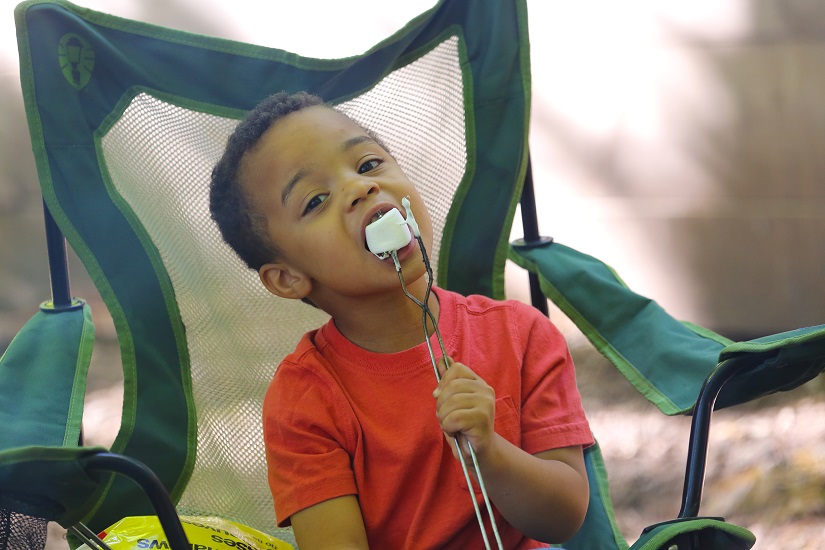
[358,158,382,174]
[304,193,329,214]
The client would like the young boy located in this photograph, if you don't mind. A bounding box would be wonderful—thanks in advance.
[210,91,594,549]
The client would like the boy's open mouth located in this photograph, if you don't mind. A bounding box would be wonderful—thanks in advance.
[364,209,385,251]
[365,207,412,259]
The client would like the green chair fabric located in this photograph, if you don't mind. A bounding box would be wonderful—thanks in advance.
[509,241,825,416]
[510,241,733,416]
[0,300,109,526]
[629,519,755,550]
[562,444,627,550]
[9,0,823,548]
[13,0,532,543]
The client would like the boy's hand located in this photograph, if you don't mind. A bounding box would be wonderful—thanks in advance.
[432,356,496,460]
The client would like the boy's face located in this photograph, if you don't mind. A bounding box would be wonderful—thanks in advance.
[240,106,432,305]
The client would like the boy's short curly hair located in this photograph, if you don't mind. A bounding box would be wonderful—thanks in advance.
[210,91,324,271]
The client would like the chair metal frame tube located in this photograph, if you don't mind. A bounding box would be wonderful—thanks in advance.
[43,200,73,310]
[518,154,551,317]
[81,452,190,550]
[678,358,750,518]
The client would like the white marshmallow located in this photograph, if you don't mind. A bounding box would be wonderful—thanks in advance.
[366,208,412,257]
[402,196,421,237]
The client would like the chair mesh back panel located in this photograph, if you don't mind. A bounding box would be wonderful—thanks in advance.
[16,0,529,535]
[100,36,466,533]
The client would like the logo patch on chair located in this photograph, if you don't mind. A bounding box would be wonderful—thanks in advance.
[58,33,95,90]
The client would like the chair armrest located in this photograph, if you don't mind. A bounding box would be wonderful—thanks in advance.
[509,241,729,415]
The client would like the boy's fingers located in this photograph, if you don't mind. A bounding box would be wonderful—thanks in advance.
[433,359,482,399]
[443,432,474,464]
[443,431,458,457]
[432,357,451,397]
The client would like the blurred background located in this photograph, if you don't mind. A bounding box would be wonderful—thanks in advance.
[1,0,823,547]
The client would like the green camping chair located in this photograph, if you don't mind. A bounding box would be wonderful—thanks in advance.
[6,0,824,548]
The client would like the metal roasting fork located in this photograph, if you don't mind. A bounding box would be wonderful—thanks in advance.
[390,239,504,550]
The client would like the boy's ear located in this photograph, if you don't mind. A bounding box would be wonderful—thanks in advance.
[259,262,312,300]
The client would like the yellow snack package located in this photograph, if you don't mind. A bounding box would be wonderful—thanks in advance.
[78,515,295,549]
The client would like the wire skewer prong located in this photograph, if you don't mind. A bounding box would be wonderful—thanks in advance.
[391,240,503,550]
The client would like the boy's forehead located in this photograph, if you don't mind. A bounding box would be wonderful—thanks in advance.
[254,107,369,168]
[272,106,362,140]
[270,107,367,161]
[240,106,370,199]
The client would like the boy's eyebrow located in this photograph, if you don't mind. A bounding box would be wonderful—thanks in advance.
[341,135,376,152]
[281,135,378,206]
[281,168,309,206]
[281,168,309,207]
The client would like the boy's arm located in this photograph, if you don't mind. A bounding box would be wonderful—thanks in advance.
[290,495,370,550]
[481,439,589,543]
[435,359,590,543]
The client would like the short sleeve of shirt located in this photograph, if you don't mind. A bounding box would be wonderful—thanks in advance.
[263,342,359,527]
[513,304,593,455]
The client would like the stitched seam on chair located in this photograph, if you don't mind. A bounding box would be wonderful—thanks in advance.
[507,245,683,416]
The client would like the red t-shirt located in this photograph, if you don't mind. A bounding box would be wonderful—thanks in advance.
[263,288,593,549]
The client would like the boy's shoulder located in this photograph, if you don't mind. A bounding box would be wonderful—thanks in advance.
[446,288,544,320]
[275,326,336,381]
[268,326,345,404]
[442,288,556,344]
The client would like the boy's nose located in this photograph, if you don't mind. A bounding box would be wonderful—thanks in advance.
[344,178,379,209]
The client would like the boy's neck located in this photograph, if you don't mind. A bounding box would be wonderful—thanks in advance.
[327,283,442,354]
